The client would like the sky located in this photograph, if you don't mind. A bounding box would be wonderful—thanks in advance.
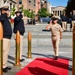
[48,0,68,7]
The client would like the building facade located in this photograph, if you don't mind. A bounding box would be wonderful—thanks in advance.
[47,2,53,13]
[51,6,65,17]
[15,0,48,15]
[18,0,41,14]
[0,0,16,11]
[22,0,36,12]
[41,0,47,8]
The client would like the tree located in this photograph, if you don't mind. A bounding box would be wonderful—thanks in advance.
[23,9,35,18]
[10,6,16,16]
[23,9,30,17]
[38,7,48,17]
[19,5,35,18]
[66,0,75,17]
[29,11,35,18]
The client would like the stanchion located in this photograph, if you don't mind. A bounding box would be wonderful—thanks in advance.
[0,22,3,75]
[73,23,75,75]
[14,31,21,66]
[27,31,32,58]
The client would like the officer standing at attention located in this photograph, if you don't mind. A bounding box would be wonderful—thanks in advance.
[70,10,75,31]
[46,17,62,60]
[60,13,67,31]
[0,6,12,72]
[13,11,25,62]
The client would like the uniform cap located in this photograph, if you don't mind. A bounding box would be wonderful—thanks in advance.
[52,17,58,21]
[0,6,9,11]
[15,11,22,14]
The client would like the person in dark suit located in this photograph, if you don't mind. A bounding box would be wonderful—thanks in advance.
[0,6,12,72]
[70,10,75,31]
[13,11,25,62]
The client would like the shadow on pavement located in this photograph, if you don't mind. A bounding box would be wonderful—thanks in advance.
[32,52,72,61]
[32,52,54,58]
[8,55,15,65]
[42,29,50,32]
[7,60,14,65]
[8,55,15,61]
[69,65,72,71]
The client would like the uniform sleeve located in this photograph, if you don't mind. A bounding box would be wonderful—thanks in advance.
[0,16,5,22]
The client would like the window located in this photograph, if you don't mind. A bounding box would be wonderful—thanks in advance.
[34,4,35,6]
[34,0,35,3]
[4,0,7,3]
[19,0,22,4]
[44,1,47,3]
[29,0,31,3]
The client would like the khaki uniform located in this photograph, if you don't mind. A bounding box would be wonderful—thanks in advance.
[62,22,67,31]
[3,38,11,68]
[72,21,75,30]
[0,6,12,71]
[50,24,62,56]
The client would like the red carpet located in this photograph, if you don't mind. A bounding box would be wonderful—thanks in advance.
[16,58,69,75]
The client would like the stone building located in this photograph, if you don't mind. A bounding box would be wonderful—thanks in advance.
[47,2,53,14]
[51,6,65,17]
[0,0,16,11]
[15,0,48,15]
[15,0,39,14]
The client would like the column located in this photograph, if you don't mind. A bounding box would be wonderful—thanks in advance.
[59,10,60,16]
[56,11,58,16]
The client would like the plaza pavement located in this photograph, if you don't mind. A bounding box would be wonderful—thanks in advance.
[3,23,72,75]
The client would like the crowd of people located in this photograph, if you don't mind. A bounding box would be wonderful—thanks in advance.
[47,11,75,32]
[58,11,75,31]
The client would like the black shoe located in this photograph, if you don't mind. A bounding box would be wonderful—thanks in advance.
[20,59,25,62]
[6,66,11,70]
[3,67,8,72]
[53,56,58,60]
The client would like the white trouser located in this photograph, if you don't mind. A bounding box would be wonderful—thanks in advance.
[62,21,67,31]
[52,36,60,56]
[3,38,10,68]
[72,21,75,30]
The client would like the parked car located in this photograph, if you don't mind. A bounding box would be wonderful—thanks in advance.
[40,17,51,23]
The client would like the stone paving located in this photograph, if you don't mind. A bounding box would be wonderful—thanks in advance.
[4,24,72,75]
